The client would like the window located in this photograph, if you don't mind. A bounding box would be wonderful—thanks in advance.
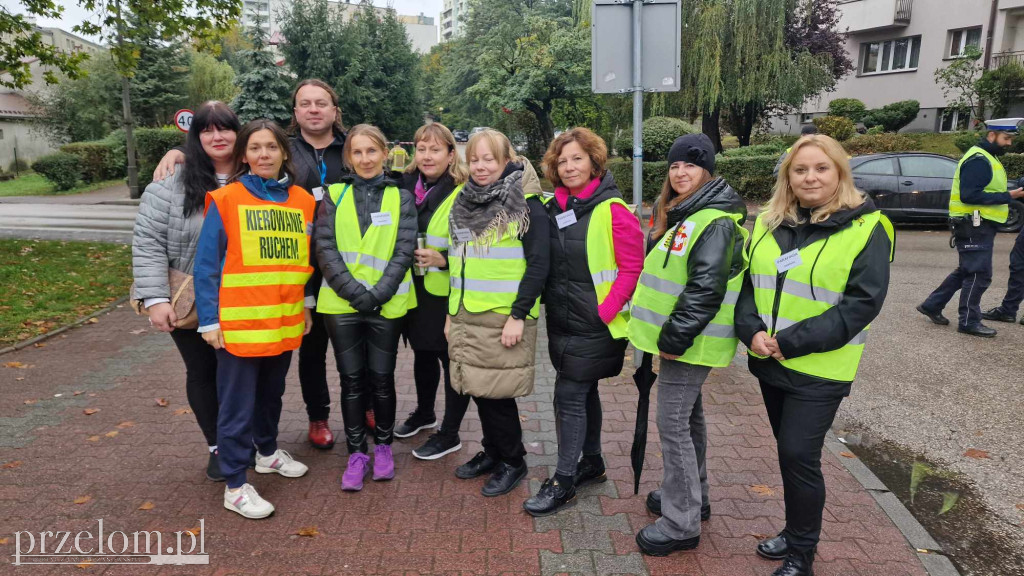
[860,36,922,74]
[853,158,896,175]
[939,108,969,132]
[949,27,982,58]
[899,156,956,178]
[800,113,814,123]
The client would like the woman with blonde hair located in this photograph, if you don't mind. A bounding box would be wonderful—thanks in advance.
[315,123,417,491]
[392,123,472,461]
[445,129,549,496]
[735,134,893,576]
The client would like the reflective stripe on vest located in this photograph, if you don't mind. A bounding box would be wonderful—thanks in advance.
[448,195,540,318]
[586,197,632,339]
[949,146,1009,224]
[206,181,314,357]
[423,184,463,297]
[747,210,894,381]
[627,208,749,368]
[316,183,417,318]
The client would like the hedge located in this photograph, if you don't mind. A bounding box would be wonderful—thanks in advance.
[843,133,917,156]
[721,142,787,157]
[607,155,778,204]
[31,152,83,191]
[60,141,121,183]
[813,116,856,141]
[133,128,186,190]
[616,116,698,161]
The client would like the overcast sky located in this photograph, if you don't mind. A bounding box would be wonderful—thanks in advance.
[6,0,445,43]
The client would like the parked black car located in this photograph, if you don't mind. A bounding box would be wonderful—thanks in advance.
[850,152,1024,233]
[453,129,469,143]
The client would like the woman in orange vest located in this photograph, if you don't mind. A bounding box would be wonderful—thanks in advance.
[194,119,317,519]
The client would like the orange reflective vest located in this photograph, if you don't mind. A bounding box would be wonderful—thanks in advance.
[205,181,315,357]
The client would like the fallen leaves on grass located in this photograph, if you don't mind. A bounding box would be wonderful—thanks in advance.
[964,448,990,459]
[749,485,774,496]
[839,451,856,458]
[138,502,155,511]
[86,318,99,324]
[73,496,91,504]
[83,409,100,415]
[296,526,319,537]
[155,398,169,407]
[2,461,23,469]
[104,430,118,438]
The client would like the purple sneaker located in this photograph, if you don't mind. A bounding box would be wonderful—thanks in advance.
[373,445,394,481]
[341,453,370,491]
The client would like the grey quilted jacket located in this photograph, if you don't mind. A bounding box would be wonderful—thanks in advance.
[131,171,205,300]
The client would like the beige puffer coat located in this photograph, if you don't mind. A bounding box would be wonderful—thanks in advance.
[448,309,538,399]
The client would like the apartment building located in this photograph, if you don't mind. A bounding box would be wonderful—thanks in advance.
[775,0,1024,133]
[441,0,471,41]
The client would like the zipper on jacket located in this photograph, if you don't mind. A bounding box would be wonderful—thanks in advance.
[770,271,786,336]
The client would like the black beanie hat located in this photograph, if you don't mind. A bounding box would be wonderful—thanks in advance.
[667,133,716,174]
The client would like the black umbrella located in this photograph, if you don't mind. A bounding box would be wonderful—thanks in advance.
[630,351,657,495]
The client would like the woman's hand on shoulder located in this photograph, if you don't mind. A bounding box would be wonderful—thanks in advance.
[153,149,186,182]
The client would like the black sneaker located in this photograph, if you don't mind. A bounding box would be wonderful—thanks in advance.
[982,307,1016,323]
[394,411,438,438]
[206,450,225,482]
[523,478,577,516]
[413,432,462,460]
[481,461,528,497]
[635,523,700,556]
[455,451,498,479]
[958,323,997,338]
[916,304,950,325]
[573,457,607,488]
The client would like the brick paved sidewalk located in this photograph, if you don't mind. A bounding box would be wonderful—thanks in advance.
[0,306,929,575]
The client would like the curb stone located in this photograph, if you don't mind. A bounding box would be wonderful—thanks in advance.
[825,431,961,576]
[0,297,129,356]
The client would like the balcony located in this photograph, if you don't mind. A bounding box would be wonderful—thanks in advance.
[992,50,1024,68]
[838,0,913,34]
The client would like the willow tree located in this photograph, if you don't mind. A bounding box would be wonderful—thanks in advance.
[680,0,836,149]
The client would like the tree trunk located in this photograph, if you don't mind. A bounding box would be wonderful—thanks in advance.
[121,73,139,198]
[736,102,760,148]
[702,107,723,153]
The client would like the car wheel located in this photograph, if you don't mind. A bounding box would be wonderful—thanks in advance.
[998,200,1024,233]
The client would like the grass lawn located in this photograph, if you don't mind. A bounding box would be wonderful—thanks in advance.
[0,173,124,198]
[907,133,961,157]
[0,239,133,346]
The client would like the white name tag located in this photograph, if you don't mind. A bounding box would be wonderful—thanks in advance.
[370,211,392,227]
[556,210,578,229]
[775,249,803,273]
[454,228,473,243]
[311,186,324,201]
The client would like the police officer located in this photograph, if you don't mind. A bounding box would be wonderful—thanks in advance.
[918,118,1024,337]
[982,220,1024,325]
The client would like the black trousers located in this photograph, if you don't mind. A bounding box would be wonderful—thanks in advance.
[475,397,526,467]
[324,313,401,454]
[997,226,1024,316]
[169,328,219,447]
[759,380,844,554]
[922,221,997,328]
[412,349,449,417]
[298,309,332,421]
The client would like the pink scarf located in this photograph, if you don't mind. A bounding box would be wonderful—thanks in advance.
[414,174,432,206]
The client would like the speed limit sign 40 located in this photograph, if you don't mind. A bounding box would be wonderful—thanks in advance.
[175,109,194,133]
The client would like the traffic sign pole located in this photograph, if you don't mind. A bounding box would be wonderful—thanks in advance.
[631,0,643,215]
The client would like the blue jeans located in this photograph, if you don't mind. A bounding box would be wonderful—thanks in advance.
[553,376,603,477]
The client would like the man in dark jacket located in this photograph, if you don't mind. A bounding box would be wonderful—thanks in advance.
[918,118,1024,337]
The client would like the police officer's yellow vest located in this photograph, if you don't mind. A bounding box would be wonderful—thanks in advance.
[949,146,1009,223]
[747,210,894,382]
[316,183,416,318]
[448,194,541,318]
[422,184,463,297]
[543,195,632,339]
[627,208,749,367]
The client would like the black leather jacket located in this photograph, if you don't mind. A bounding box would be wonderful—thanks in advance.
[314,171,417,313]
[648,178,747,357]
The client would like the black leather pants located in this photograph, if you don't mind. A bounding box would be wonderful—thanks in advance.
[324,312,402,454]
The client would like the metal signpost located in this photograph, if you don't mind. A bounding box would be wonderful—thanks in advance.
[592,0,682,211]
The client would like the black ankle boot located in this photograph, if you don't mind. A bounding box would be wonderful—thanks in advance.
[771,550,814,576]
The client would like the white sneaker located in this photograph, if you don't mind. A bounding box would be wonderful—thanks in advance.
[223,483,274,519]
[255,449,308,478]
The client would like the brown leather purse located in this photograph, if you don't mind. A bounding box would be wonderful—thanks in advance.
[130,268,198,329]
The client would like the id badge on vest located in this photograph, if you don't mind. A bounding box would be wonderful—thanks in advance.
[371,211,392,227]
[775,249,803,273]
[556,210,577,229]
[312,186,325,201]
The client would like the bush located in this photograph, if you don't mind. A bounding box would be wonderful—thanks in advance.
[7,158,29,173]
[31,153,82,191]
[828,98,867,123]
[134,127,185,190]
[866,125,885,135]
[607,154,778,204]
[1000,153,1024,180]
[861,100,920,133]
[812,116,856,141]
[616,116,698,161]
[721,142,788,157]
[843,133,917,155]
[60,141,122,183]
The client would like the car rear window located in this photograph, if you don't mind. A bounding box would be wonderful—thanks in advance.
[853,158,896,175]
[899,156,956,178]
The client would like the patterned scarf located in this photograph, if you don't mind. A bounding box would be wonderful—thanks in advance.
[449,167,529,250]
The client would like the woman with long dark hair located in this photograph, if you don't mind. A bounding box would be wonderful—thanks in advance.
[132,101,240,481]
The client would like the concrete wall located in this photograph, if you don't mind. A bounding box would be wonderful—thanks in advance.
[0,121,56,170]
[405,23,438,54]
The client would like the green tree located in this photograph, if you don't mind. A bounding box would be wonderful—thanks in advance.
[976,62,1024,119]
[128,21,190,127]
[26,53,122,144]
[1,1,88,89]
[232,14,291,125]
[934,45,985,124]
[188,50,239,107]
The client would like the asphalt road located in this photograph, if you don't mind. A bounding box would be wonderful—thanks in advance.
[844,226,1024,532]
